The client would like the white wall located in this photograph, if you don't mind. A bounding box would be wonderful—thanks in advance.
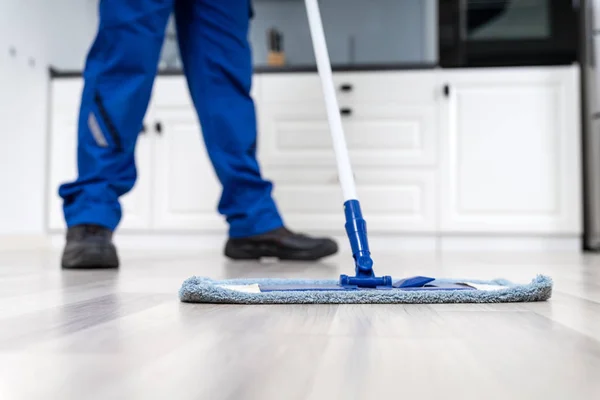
[0,2,48,235]
[0,0,98,236]
[0,51,48,236]
[43,1,99,70]
[0,0,98,70]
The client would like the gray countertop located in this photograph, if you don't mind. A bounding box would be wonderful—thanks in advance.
[49,62,438,78]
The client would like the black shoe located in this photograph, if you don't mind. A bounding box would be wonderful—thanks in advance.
[224,227,338,261]
[61,224,119,269]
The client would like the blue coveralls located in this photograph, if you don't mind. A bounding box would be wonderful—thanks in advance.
[58,0,284,238]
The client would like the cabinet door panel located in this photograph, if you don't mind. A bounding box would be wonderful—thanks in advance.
[263,166,437,233]
[150,107,226,232]
[439,67,581,233]
[258,103,437,167]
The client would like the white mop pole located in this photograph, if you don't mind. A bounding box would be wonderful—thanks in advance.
[304,0,391,287]
[304,0,358,201]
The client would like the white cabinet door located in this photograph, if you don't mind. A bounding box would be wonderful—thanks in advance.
[47,78,153,231]
[149,78,226,232]
[439,66,582,234]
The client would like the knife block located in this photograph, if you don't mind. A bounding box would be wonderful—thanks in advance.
[267,51,286,67]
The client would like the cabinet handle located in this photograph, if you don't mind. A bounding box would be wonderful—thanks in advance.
[443,84,450,97]
[340,83,353,92]
[155,121,163,135]
[340,107,353,116]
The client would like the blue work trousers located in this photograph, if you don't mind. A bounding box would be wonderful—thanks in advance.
[58,0,283,238]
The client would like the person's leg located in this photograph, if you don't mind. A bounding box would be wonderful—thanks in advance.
[173,0,281,239]
[59,0,174,268]
[173,0,337,260]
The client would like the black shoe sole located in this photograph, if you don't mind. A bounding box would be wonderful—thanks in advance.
[61,243,119,269]
[224,241,338,261]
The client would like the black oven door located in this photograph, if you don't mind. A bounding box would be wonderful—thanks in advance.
[439,0,579,68]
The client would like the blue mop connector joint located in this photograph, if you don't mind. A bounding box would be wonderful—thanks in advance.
[339,200,393,289]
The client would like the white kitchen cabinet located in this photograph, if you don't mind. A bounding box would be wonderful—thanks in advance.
[258,71,439,168]
[438,65,582,234]
[47,78,153,231]
[148,78,226,231]
[47,65,582,240]
[47,76,258,234]
[258,70,439,233]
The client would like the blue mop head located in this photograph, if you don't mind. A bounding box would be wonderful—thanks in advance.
[178,274,552,304]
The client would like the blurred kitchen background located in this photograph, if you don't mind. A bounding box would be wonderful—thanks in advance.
[4,0,600,253]
[163,0,438,70]
[42,0,575,72]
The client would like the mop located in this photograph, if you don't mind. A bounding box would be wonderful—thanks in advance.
[178,0,553,304]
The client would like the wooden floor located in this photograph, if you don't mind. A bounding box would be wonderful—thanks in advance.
[0,248,599,400]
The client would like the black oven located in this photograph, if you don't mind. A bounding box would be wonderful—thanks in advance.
[438,0,580,68]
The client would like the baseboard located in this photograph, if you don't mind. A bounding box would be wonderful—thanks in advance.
[439,235,581,252]
[43,232,581,253]
[0,234,51,251]
[48,232,439,252]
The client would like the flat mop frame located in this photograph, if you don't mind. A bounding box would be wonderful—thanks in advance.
[176,0,555,303]
[305,0,392,288]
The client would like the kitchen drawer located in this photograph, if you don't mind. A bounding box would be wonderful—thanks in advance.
[260,73,323,104]
[264,166,437,233]
[257,101,437,167]
[333,71,438,104]
[260,70,438,105]
[151,75,260,107]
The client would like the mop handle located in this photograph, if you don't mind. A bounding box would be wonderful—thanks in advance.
[305,0,358,201]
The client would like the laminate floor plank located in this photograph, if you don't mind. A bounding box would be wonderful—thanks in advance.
[0,250,599,399]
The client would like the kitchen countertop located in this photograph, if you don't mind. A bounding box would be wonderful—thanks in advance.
[49,62,438,78]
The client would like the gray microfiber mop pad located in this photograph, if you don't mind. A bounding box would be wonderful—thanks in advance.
[178,274,552,304]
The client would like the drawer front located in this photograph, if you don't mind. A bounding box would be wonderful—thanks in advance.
[260,70,438,104]
[258,102,437,167]
[264,166,437,233]
[152,76,260,107]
